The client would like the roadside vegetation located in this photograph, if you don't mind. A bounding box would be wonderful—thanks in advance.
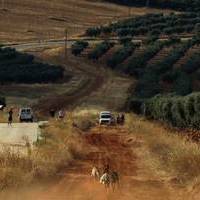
[0,118,85,189]
[0,48,65,84]
[127,114,200,185]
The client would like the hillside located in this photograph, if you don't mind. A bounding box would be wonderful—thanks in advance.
[71,12,200,128]
[0,0,170,43]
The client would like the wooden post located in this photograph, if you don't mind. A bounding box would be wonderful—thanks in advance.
[128,7,131,17]
[146,0,150,7]
[64,29,68,58]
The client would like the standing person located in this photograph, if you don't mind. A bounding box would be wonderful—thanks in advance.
[49,108,56,118]
[116,114,121,124]
[8,108,13,126]
[103,164,110,174]
[58,109,65,120]
[121,113,125,125]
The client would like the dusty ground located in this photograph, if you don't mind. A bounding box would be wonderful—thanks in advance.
[0,0,172,43]
[0,126,188,200]
[0,123,39,146]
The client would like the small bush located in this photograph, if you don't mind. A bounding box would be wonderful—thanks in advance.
[86,27,101,37]
[71,40,89,56]
[88,41,114,60]
[107,43,137,69]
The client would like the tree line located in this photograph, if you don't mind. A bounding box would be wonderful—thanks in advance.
[0,48,65,84]
[105,0,200,11]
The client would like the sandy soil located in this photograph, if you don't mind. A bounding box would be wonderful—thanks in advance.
[0,0,171,43]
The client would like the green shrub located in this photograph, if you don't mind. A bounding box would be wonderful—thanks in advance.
[71,40,89,56]
[140,93,200,128]
[123,41,168,77]
[135,73,162,98]
[88,41,114,60]
[0,48,64,84]
[173,71,192,95]
[86,13,200,38]
[182,52,200,73]
[119,36,132,45]
[86,27,101,37]
[107,43,138,69]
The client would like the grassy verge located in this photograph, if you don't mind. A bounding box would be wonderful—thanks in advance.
[126,114,200,186]
[0,116,85,190]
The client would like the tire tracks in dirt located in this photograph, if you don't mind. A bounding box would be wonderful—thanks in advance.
[33,52,105,115]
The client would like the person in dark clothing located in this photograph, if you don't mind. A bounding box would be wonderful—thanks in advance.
[49,109,56,118]
[121,113,125,125]
[8,108,13,126]
[103,164,110,174]
[117,114,121,124]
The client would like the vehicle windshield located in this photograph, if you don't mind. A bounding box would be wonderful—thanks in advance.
[101,114,111,119]
[21,109,31,113]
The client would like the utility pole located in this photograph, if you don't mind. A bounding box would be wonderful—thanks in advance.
[128,7,131,17]
[146,0,150,7]
[1,0,4,9]
[64,28,68,58]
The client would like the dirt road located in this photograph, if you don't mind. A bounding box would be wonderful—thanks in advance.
[0,126,187,200]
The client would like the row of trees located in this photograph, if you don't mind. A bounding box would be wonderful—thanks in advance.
[146,93,200,128]
[107,43,138,68]
[122,40,171,77]
[88,41,114,60]
[0,48,64,84]
[135,40,195,98]
[105,0,200,11]
[128,92,200,129]
[86,13,200,37]
[182,52,200,74]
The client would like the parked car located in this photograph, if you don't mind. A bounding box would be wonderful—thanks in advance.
[0,104,6,111]
[99,111,115,125]
[0,97,6,111]
[19,108,34,122]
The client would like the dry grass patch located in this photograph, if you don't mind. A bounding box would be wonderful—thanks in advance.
[0,116,85,190]
[126,114,200,185]
[72,108,98,131]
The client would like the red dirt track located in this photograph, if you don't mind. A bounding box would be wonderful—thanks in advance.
[18,126,183,200]
[33,126,138,200]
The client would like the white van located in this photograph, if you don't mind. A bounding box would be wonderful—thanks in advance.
[99,111,115,125]
[19,108,34,122]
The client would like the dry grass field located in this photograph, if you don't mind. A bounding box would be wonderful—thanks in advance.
[0,0,172,43]
[1,112,200,199]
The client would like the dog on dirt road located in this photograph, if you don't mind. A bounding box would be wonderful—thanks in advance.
[91,165,120,191]
[91,166,100,181]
